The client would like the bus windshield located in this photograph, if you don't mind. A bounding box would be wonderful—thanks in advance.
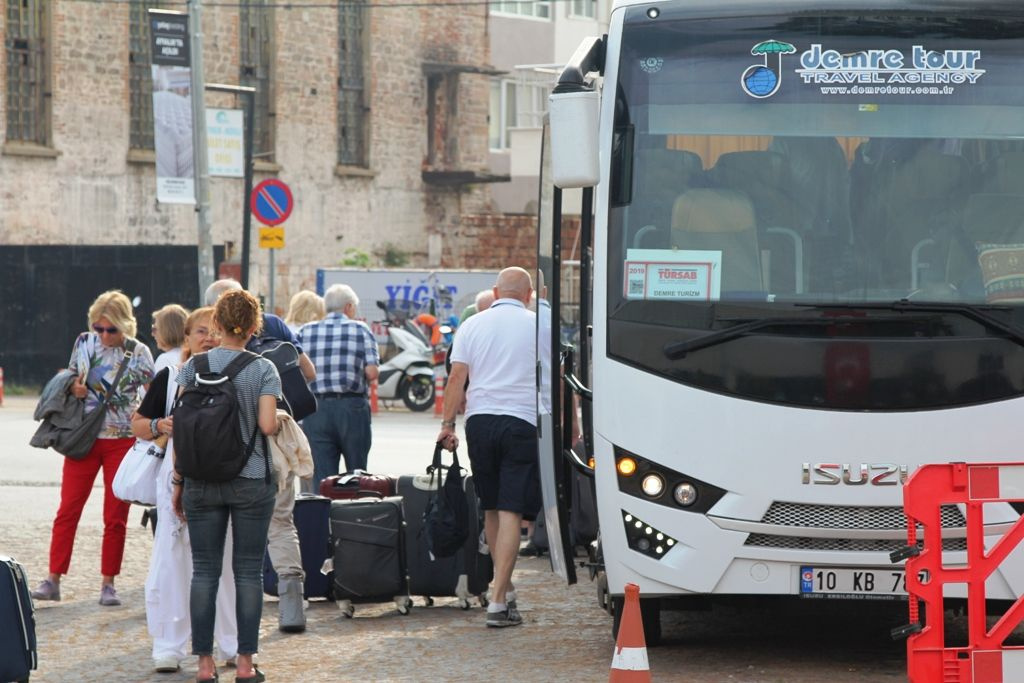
[606,8,1024,409]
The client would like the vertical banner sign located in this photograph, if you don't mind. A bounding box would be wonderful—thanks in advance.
[149,11,195,204]
[206,108,244,177]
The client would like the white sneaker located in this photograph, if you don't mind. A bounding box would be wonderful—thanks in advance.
[153,656,180,673]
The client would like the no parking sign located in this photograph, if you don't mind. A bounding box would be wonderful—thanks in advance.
[250,178,293,226]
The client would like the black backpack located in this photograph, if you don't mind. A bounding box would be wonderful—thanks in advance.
[247,336,317,421]
[172,351,268,483]
[423,444,470,559]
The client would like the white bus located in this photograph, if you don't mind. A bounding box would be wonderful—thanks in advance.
[537,0,1024,644]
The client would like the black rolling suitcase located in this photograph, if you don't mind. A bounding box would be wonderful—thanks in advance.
[329,496,412,617]
[398,452,492,609]
[0,556,37,683]
[263,494,334,600]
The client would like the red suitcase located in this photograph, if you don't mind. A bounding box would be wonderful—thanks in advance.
[319,471,396,500]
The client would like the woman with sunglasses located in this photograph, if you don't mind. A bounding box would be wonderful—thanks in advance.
[32,290,155,607]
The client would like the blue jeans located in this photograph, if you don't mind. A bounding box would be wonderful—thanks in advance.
[183,476,275,656]
[302,395,372,485]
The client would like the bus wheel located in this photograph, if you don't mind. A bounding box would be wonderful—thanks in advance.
[611,595,662,647]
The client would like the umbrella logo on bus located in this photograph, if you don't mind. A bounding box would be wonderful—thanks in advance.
[741,40,797,98]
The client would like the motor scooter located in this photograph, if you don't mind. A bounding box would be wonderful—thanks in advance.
[375,302,436,411]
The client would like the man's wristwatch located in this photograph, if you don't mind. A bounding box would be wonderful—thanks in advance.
[441,419,456,429]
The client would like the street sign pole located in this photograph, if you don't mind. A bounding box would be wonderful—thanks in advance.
[188,0,215,303]
[251,179,293,316]
[269,249,276,313]
[206,83,255,289]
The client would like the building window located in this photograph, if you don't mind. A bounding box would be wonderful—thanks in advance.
[569,0,596,19]
[240,0,275,162]
[490,0,550,20]
[489,79,547,150]
[129,2,162,151]
[5,0,50,145]
[338,0,367,167]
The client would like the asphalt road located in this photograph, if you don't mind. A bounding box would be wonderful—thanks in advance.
[0,395,918,681]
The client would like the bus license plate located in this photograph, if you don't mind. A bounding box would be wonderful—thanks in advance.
[800,566,907,600]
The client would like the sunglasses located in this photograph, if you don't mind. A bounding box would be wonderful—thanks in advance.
[92,324,119,335]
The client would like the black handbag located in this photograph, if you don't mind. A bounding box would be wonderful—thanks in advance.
[423,443,470,559]
[55,340,136,460]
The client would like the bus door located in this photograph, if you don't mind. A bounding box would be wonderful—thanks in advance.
[538,119,578,585]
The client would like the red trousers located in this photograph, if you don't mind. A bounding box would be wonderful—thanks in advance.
[48,437,134,577]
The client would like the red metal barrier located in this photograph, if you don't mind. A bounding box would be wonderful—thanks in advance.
[899,462,1024,682]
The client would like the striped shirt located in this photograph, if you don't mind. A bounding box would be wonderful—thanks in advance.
[298,312,379,396]
[176,348,281,479]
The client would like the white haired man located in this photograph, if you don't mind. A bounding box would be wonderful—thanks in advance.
[297,284,380,486]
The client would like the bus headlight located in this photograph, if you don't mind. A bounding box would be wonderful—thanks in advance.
[617,456,637,476]
[641,473,665,498]
[673,482,698,507]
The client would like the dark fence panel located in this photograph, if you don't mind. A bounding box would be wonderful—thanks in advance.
[0,245,224,387]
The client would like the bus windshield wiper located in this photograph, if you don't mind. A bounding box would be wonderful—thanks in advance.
[794,300,1024,349]
[663,317,839,360]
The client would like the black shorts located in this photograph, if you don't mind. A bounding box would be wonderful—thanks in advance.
[465,414,540,517]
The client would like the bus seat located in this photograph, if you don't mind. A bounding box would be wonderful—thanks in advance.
[710,151,801,230]
[710,150,804,293]
[871,149,970,289]
[946,193,1024,296]
[982,151,1024,195]
[630,148,704,245]
[670,188,763,293]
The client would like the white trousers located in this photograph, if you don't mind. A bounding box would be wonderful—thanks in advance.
[147,448,238,660]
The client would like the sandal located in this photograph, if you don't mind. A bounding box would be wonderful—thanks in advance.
[196,672,219,683]
[235,667,266,683]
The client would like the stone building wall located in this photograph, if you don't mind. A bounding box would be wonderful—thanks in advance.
[0,1,496,311]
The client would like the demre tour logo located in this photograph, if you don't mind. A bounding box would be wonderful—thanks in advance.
[741,40,986,99]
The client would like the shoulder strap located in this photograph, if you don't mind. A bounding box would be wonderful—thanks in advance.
[221,350,262,380]
[195,353,212,375]
[97,340,136,408]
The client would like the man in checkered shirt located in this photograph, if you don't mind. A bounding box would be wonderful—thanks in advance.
[297,284,380,485]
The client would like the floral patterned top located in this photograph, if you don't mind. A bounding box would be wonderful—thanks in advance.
[68,332,155,439]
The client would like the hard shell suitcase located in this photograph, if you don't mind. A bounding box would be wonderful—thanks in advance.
[319,471,396,500]
[0,556,37,683]
[329,496,412,617]
[397,471,492,609]
[263,494,333,600]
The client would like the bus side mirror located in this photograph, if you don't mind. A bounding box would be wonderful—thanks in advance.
[549,90,600,189]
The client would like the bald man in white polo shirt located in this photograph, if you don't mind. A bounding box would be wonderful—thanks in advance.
[437,267,539,628]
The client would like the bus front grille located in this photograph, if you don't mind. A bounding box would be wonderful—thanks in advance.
[759,502,965,530]
[744,535,968,553]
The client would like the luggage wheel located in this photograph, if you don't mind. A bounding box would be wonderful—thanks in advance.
[338,600,355,618]
[423,596,434,607]
[458,598,471,610]
[478,594,489,608]
[396,596,413,615]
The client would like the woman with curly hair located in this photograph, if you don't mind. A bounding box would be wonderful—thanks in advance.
[172,290,280,683]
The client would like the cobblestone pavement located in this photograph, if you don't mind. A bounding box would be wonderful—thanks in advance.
[3,396,914,681]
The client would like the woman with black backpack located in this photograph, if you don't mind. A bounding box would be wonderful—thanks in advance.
[171,290,281,683]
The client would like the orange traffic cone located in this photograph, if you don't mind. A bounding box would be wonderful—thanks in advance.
[370,379,378,415]
[433,375,445,416]
[609,583,651,683]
